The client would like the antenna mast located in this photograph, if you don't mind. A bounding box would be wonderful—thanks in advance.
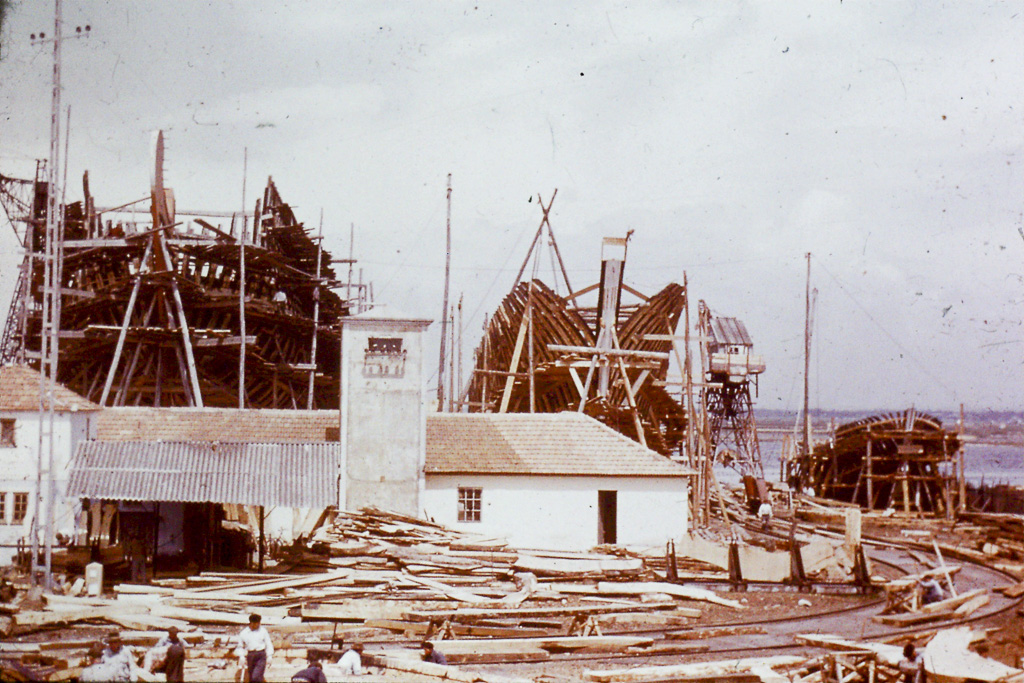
[437,174,452,409]
[803,252,812,457]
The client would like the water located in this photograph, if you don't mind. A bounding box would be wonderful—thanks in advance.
[713,438,1022,488]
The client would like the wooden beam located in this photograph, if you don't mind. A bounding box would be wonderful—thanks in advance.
[499,312,530,413]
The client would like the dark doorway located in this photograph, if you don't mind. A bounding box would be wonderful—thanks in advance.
[598,490,617,544]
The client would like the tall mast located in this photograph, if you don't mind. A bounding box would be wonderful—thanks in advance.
[307,210,323,409]
[802,252,812,457]
[238,148,247,408]
[437,174,452,409]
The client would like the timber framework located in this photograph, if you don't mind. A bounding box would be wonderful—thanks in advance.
[788,409,965,516]
[458,194,690,456]
[0,133,366,408]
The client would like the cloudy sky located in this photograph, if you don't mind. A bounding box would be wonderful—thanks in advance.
[0,1,1020,413]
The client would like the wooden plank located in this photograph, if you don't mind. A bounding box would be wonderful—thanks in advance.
[920,587,986,614]
[499,313,530,413]
[547,581,745,609]
[422,634,654,655]
[401,574,492,603]
[872,609,957,626]
[363,619,551,638]
[513,554,642,575]
[666,625,767,640]
[952,593,989,617]
[301,600,410,622]
[367,653,534,683]
[998,581,1024,598]
[403,602,678,623]
[924,627,1024,682]
[583,655,806,683]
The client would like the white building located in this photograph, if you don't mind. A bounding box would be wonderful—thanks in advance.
[423,412,694,551]
[339,307,431,516]
[0,365,99,563]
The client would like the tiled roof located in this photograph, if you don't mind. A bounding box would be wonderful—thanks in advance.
[97,407,340,442]
[0,364,100,412]
[68,441,338,508]
[426,412,695,477]
[95,408,695,478]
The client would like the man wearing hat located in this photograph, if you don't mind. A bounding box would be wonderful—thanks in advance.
[100,631,135,682]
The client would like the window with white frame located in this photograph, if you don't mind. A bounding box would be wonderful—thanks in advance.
[457,487,482,522]
[0,419,14,447]
[12,493,28,525]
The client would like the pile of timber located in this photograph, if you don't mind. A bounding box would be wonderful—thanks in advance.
[0,508,754,680]
[797,631,1024,683]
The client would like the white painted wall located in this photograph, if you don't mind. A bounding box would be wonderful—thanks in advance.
[340,316,430,516]
[0,409,96,563]
[423,474,689,552]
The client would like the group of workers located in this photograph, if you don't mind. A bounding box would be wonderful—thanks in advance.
[79,612,448,682]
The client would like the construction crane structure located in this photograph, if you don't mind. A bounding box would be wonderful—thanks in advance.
[697,302,767,479]
[0,133,368,408]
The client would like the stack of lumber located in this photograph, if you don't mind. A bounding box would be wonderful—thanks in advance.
[0,508,756,681]
[798,631,1024,683]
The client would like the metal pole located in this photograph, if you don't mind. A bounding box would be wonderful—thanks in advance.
[45,103,72,587]
[33,0,64,590]
[802,252,812,457]
[448,308,456,413]
[437,174,452,409]
[238,149,247,408]
[307,211,323,409]
[456,294,463,411]
[347,223,354,307]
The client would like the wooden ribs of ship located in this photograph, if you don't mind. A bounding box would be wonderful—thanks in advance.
[464,228,689,456]
[796,409,963,514]
[1,134,354,409]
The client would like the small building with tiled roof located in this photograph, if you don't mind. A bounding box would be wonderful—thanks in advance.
[423,412,695,550]
[0,365,100,562]
[81,407,693,556]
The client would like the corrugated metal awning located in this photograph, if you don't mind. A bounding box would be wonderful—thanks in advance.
[68,441,339,508]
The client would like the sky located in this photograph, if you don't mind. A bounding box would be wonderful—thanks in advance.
[0,1,1021,413]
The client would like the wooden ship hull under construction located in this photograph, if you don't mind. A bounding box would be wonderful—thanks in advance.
[0,136,358,409]
[461,224,690,456]
[794,409,963,514]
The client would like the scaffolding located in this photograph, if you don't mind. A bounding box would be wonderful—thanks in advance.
[790,409,964,516]
[463,199,689,456]
[1,134,368,408]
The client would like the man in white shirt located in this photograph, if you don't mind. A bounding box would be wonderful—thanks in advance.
[99,632,135,682]
[338,642,365,675]
[235,614,274,683]
[757,501,773,530]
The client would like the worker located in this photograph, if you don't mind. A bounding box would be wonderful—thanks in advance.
[897,642,925,683]
[757,500,773,531]
[420,641,447,665]
[79,643,110,683]
[291,654,328,683]
[156,626,187,682]
[99,632,135,682]
[919,576,944,605]
[338,642,365,675]
[125,529,148,583]
[234,613,274,683]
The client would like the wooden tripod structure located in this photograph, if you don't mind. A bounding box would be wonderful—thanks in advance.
[465,196,689,455]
